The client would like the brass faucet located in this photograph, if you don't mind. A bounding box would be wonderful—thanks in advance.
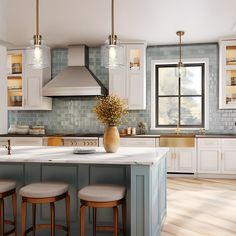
[176,120,180,135]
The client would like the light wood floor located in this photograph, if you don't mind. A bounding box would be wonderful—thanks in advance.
[161,178,236,236]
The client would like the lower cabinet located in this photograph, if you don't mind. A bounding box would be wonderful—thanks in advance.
[197,138,236,174]
[167,148,196,173]
[12,137,43,146]
[99,137,157,147]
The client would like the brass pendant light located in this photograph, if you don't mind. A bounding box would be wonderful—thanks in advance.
[25,0,50,69]
[175,31,186,78]
[101,0,124,69]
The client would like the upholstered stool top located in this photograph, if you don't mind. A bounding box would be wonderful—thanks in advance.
[19,182,69,198]
[78,185,126,202]
[0,180,16,193]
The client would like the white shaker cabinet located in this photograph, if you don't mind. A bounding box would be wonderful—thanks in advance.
[109,42,146,110]
[197,138,236,174]
[167,148,196,173]
[24,66,52,110]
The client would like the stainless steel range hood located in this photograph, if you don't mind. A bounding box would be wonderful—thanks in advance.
[43,45,107,96]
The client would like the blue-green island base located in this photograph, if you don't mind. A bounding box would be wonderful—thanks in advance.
[0,159,166,236]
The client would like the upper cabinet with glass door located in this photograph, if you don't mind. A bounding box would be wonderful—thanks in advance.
[109,42,146,110]
[7,50,24,108]
[6,49,52,110]
[219,38,236,109]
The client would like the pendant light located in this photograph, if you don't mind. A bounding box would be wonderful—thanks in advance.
[25,0,50,69]
[175,31,186,78]
[101,0,124,69]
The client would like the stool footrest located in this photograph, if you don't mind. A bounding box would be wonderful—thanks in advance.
[96,225,123,232]
[3,220,16,236]
[25,224,68,235]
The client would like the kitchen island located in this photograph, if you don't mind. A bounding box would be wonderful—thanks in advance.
[0,147,168,236]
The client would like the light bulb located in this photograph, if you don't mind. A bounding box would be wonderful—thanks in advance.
[109,46,117,63]
[34,46,42,61]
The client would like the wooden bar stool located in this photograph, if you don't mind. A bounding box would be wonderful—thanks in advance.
[19,182,70,236]
[0,180,17,236]
[78,185,126,236]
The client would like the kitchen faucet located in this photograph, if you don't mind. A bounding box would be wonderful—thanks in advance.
[176,120,180,135]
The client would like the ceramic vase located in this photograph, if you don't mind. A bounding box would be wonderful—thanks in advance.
[103,126,120,153]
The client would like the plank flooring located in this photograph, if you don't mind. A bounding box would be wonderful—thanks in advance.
[161,178,236,236]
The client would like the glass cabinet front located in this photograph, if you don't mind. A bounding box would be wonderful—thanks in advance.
[7,51,23,108]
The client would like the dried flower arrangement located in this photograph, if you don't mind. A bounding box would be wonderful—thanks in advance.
[93,94,128,126]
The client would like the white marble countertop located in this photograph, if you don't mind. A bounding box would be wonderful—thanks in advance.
[0,146,169,165]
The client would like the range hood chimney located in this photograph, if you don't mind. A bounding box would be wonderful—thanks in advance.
[43,45,107,97]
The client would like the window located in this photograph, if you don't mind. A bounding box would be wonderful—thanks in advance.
[154,63,205,128]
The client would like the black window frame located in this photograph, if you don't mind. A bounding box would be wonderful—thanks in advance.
[155,63,205,128]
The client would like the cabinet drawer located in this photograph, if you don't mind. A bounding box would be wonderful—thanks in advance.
[120,138,156,147]
[13,137,43,146]
[99,137,156,147]
[221,139,236,148]
[198,138,220,148]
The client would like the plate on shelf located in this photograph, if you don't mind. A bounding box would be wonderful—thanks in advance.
[73,148,96,155]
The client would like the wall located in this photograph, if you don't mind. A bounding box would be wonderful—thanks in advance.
[0,45,7,134]
[0,0,6,41]
[8,44,236,134]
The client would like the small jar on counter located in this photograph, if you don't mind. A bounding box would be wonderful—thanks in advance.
[131,127,136,135]
[126,127,132,135]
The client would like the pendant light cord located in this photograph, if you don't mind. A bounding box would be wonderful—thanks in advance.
[111,0,114,37]
[179,33,182,64]
[36,0,39,36]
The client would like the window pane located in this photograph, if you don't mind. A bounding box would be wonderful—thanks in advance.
[180,97,202,125]
[158,67,178,95]
[181,66,202,95]
[158,97,178,125]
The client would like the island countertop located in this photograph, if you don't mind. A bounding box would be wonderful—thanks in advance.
[0,146,169,165]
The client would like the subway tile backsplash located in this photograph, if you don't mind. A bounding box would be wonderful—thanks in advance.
[8,44,236,134]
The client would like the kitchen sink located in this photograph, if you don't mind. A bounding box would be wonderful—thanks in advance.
[159,134,195,147]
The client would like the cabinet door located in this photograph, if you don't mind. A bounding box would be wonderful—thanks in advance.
[109,67,127,101]
[219,40,236,109]
[198,149,220,173]
[175,148,196,173]
[25,76,42,107]
[126,44,146,110]
[167,149,175,172]
[221,149,236,174]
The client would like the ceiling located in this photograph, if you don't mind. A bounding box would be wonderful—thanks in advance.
[6,0,236,48]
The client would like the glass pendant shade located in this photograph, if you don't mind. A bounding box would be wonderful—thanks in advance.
[175,61,186,78]
[101,39,124,69]
[101,0,124,69]
[25,40,50,69]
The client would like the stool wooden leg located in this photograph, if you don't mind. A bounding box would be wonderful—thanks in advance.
[93,208,97,236]
[65,192,70,236]
[80,205,86,236]
[32,203,36,236]
[50,202,55,236]
[113,206,118,236]
[12,191,17,236]
[21,200,27,236]
[122,199,127,236]
[0,198,4,236]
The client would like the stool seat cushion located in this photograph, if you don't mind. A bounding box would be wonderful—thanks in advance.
[19,182,69,198]
[78,185,126,202]
[0,180,16,193]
